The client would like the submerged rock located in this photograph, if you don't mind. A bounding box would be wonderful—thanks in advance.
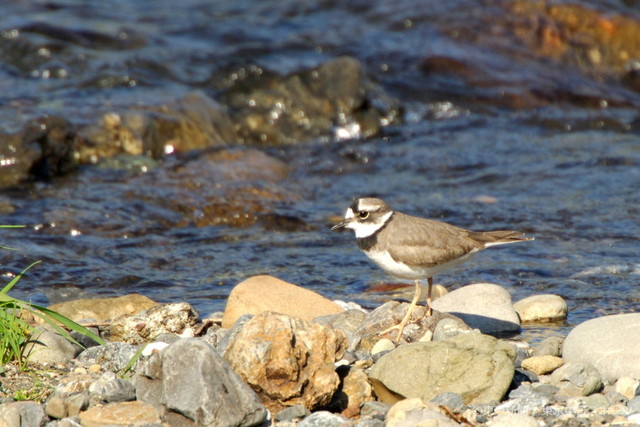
[0,115,78,189]
[222,56,399,145]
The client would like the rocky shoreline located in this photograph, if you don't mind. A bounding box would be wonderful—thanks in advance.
[1,275,639,427]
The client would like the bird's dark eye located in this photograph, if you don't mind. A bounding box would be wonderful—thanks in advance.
[358,211,369,219]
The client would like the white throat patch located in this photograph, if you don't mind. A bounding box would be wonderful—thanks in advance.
[344,209,393,238]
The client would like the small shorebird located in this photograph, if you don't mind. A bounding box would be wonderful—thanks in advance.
[332,197,533,340]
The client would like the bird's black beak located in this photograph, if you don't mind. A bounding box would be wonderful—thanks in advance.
[331,218,350,231]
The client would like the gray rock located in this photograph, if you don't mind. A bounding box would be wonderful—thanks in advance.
[353,419,385,427]
[563,313,640,381]
[215,313,253,354]
[76,342,141,372]
[510,340,532,368]
[135,338,268,427]
[432,317,476,341]
[23,327,82,367]
[314,309,367,336]
[551,362,603,396]
[88,372,136,403]
[314,309,367,350]
[628,396,640,414]
[532,335,564,357]
[430,391,465,411]
[0,401,47,427]
[350,301,461,350]
[275,404,310,422]
[369,333,515,405]
[360,401,391,418]
[298,411,352,427]
[532,383,559,397]
[495,384,550,415]
[584,393,609,410]
[430,283,520,334]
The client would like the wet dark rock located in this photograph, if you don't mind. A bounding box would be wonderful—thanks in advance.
[135,338,268,427]
[77,91,237,164]
[0,115,78,188]
[257,212,310,232]
[222,56,399,145]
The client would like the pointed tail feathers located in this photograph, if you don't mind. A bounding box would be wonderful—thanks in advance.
[469,230,534,248]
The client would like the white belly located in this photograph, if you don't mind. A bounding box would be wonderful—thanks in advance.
[364,249,479,280]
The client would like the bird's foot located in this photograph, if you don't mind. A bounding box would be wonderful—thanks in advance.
[378,305,433,342]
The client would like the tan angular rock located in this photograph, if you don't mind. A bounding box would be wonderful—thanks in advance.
[521,355,564,375]
[615,377,640,400]
[79,401,162,427]
[513,294,568,322]
[46,294,158,324]
[223,311,347,412]
[222,275,344,328]
[329,366,373,418]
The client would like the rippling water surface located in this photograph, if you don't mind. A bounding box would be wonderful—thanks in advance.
[2,0,640,342]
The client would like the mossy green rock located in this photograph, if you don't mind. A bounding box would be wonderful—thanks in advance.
[368,333,515,405]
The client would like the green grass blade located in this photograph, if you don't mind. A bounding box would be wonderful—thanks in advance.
[26,304,106,346]
[1,260,41,294]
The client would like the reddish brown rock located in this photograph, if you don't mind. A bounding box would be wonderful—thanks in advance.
[223,311,347,412]
[222,275,344,328]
